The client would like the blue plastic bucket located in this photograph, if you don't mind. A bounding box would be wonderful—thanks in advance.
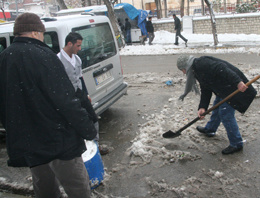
[82,140,105,189]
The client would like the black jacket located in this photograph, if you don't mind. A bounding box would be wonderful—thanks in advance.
[174,16,181,30]
[146,21,154,33]
[125,21,131,31]
[192,56,257,113]
[0,37,97,167]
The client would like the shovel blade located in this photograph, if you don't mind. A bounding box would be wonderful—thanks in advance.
[162,130,181,138]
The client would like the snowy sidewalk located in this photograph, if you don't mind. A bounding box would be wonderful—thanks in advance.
[120,31,260,56]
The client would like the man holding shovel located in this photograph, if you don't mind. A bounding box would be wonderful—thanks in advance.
[176,55,257,155]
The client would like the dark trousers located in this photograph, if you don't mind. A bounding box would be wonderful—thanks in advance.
[148,32,155,44]
[126,29,131,43]
[30,157,91,198]
[175,28,187,44]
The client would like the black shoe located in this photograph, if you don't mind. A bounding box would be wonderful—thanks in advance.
[174,43,179,45]
[222,145,243,155]
[185,40,188,47]
[196,126,215,137]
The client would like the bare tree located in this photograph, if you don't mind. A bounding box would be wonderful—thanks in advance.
[180,0,185,17]
[164,0,167,18]
[103,0,125,47]
[56,0,67,9]
[155,0,162,19]
[187,0,190,15]
[223,0,227,13]
[82,0,86,7]
[204,0,218,46]
[103,0,119,37]
[0,7,7,21]
[201,0,205,15]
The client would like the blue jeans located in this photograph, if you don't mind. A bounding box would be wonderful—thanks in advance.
[126,29,131,43]
[205,96,243,148]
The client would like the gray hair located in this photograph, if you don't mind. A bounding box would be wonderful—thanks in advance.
[177,55,193,70]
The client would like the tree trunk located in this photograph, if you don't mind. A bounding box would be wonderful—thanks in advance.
[0,8,6,21]
[180,0,185,17]
[204,0,218,46]
[164,0,167,18]
[187,0,190,15]
[82,0,86,7]
[155,0,162,19]
[201,0,205,15]
[224,0,227,13]
[56,0,67,9]
[103,0,125,48]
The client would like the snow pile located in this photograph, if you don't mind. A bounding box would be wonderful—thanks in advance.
[126,66,260,166]
[126,74,202,165]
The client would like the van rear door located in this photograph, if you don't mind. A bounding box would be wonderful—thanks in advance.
[72,20,127,115]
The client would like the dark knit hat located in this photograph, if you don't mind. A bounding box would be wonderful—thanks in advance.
[13,13,45,35]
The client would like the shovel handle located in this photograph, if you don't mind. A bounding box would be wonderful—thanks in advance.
[201,74,260,117]
[176,75,260,134]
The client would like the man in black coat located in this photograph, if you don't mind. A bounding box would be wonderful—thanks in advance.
[173,14,188,46]
[0,13,97,198]
[177,55,257,155]
[125,18,132,44]
[146,16,155,45]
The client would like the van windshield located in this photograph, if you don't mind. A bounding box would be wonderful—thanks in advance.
[73,23,117,69]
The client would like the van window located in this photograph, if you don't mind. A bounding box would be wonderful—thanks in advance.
[44,32,60,54]
[0,37,6,53]
[73,23,117,69]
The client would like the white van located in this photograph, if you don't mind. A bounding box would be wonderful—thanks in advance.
[0,14,128,116]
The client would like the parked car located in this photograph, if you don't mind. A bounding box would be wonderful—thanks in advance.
[193,8,210,15]
[168,10,181,16]
[0,14,128,117]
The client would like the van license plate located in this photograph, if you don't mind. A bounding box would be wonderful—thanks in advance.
[95,71,112,85]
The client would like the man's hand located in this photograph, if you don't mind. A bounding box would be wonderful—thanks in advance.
[237,81,248,92]
[198,108,206,120]
[88,95,91,103]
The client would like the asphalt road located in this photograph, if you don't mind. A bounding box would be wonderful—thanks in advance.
[121,54,260,74]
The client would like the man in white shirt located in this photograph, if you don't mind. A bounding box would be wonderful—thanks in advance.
[58,32,109,155]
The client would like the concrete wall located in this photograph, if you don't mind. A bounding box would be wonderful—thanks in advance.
[153,21,175,33]
[153,13,260,34]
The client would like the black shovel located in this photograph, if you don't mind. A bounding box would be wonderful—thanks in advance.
[163,75,260,139]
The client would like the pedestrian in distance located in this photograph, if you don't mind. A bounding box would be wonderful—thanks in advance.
[176,55,257,155]
[173,14,188,47]
[125,18,132,45]
[0,13,97,198]
[118,18,125,34]
[146,16,155,45]
[57,32,109,155]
